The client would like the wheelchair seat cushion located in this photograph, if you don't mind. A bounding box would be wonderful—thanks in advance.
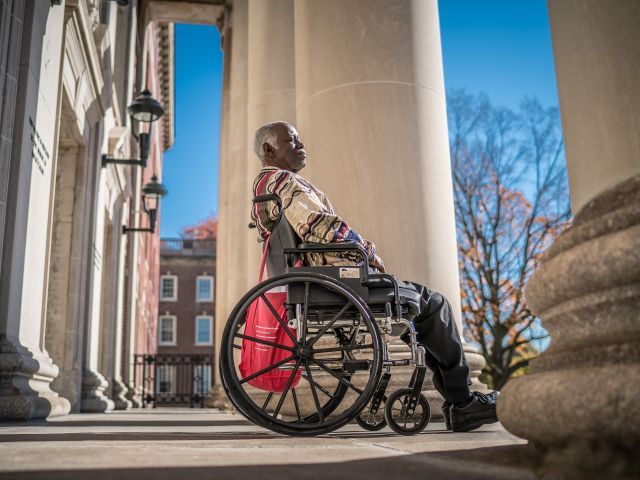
[366,278,423,316]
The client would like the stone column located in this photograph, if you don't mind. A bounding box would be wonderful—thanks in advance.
[0,2,71,419]
[97,194,131,410]
[111,209,132,409]
[81,165,115,413]
[210,0,250,409]
[45,142,87,412]
[123,172,143,408]
[228,0,299,410]
[498,0,640,474]
[245,0,297,280]
[294,0,484,409]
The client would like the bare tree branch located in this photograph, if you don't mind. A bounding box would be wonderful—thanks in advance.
[449,90,571,389]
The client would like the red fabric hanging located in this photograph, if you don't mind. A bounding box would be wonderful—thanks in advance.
[238,235,302,393]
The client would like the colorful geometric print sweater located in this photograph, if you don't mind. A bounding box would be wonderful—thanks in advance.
[251,166,384,268]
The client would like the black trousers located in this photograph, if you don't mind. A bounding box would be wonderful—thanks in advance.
[402,282,472,406]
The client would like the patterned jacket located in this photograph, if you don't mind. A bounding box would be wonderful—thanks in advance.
[251,166,384,268]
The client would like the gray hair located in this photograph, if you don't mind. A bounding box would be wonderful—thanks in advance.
[253,121,289,165]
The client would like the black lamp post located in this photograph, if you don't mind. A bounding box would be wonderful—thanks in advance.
[102,90,165,168]
[123,175,168,234]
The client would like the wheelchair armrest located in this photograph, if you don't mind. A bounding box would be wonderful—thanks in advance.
[283,242,370,281]
[295,242,368,260]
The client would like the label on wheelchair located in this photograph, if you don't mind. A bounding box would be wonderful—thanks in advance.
[339,267,360,279]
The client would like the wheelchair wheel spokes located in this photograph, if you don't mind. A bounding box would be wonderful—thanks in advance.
[307,301,353,347]
[238,354,297,385]
[235,333,296,352]
[272,358,303,418]
[220,272,383,436]
[259,293,299,346]
[304,360,325,422]
[310,357,364,395]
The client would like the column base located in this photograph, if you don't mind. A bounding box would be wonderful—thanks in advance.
[533,437,639,479]
[463,342,489,392]
[125,384,142,408]
[0,334,71,419]
[51,366,82,413]
[417,341,489,418]
[498,174,640,476]
[81,369,114,412]
[206,383,233,410]
[111,378,132,410]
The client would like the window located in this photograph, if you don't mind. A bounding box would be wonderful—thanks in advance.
[195,315,213,345]
[156,365,176,396]
[193,365,212,395]
[160,275,177,301]
[158,315,177,346]
[196,276,214,302]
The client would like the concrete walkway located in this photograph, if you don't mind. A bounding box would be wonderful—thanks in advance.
[0,408,537,480]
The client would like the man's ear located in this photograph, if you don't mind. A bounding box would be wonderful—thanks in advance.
[263,142,274,158]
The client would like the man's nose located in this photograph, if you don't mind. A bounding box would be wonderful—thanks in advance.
[296,139,305,149]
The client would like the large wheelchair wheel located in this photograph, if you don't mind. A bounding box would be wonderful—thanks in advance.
[220,272,383,436]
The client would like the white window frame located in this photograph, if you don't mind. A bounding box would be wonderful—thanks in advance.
[195,275,214,302]
[193,365,212,395]
[158,315,177,346]
[194,315,213,346]
[160,275,178,301]
[156,365,176,396]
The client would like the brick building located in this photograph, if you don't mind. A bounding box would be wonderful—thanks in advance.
[155,238,216,406]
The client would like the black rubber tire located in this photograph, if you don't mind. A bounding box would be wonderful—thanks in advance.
[384,388,430,436]
[355,397,387,431]
[220,272,383,437]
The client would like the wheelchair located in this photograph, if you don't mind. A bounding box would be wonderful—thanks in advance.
[219,194,431,436]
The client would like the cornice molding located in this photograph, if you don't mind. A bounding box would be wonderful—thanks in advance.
[158,23,174,151]
[143,0,226,26]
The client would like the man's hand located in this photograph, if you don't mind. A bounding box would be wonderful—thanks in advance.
[369,254,385,273]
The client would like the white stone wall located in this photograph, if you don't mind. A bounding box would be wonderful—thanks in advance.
[0,0,171,418]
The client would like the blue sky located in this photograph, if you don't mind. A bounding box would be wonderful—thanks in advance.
[160,0,558,238]
[160,24,223,238]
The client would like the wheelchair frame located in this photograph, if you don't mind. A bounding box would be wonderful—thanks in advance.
[219,194,431,436]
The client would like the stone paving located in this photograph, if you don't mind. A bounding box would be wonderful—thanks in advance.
[0,408,536,480]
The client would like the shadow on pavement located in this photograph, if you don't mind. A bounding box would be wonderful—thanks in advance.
[0,446,537,480]
[0,431,278,442]
[1,419,254,428]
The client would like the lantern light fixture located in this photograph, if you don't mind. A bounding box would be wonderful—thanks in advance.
[102,89,165,169]
[123,175,168,235]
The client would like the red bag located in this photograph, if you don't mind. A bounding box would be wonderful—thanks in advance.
[238,235,301,392]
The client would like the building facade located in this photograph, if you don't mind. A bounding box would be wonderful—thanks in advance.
[153,238,216,406]
[0,0,174,417]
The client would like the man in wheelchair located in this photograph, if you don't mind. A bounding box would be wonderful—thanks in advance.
[249,121,498,433]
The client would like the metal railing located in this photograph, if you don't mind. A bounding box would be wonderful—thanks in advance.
[160,238,216,257]
[133,353,214,408]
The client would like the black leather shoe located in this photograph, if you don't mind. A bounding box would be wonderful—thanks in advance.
[442,401,452,430]
[450,391,499,432]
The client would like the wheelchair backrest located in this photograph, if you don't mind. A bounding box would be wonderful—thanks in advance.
[264,207,300,277]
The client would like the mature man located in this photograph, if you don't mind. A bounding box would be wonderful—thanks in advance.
[250,121,498,432]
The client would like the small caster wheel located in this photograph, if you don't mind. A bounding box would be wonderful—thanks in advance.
[384,388,430,435]
[356,397,387,431]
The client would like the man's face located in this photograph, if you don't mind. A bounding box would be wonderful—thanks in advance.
[264,123,306,173]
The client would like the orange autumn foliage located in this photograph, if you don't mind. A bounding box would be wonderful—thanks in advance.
[181,214,218,240]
